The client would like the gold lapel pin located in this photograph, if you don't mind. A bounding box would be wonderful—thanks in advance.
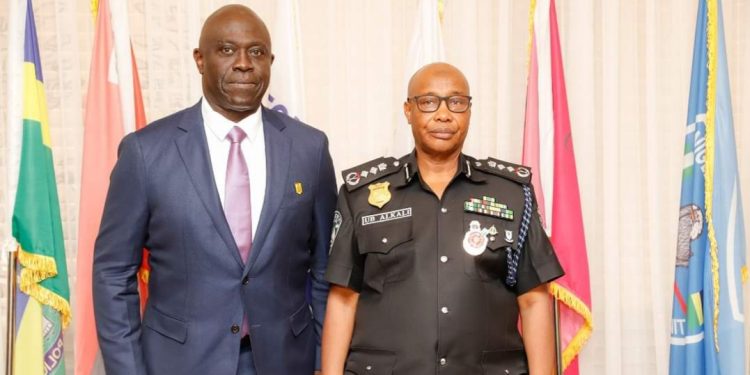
[294,182,303,195]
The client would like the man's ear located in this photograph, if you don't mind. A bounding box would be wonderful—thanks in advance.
[403,101,412,125]
[193,48,204,74]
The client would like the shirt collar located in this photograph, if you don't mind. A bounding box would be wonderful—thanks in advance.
[201,97,263,143]
[393,150,485,188]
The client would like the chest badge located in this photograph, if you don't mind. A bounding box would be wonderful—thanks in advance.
[463,220,489,256]
[505,229,514,243]
[294,181,303,195]
[464,196,514,221]
[367,181,391,209]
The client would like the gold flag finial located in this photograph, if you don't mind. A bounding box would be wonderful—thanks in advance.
[91,0,99,22]
[437,0,445,24]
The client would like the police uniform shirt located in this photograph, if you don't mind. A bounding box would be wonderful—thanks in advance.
[325,152,564,375]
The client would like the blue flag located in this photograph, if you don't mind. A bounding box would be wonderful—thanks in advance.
[669,1,746,374]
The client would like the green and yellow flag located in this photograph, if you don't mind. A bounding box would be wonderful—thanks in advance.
[11,1,71,374]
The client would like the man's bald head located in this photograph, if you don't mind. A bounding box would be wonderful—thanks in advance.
[407,62,470,98]
[199,5,271,51]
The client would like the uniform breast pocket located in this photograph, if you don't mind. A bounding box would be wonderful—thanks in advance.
[480,349,528,375]
[345,348,396,375]
[462,214,515,281]
[356,219,414,293]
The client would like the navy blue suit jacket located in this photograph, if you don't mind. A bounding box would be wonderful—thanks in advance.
[93,102,337,374]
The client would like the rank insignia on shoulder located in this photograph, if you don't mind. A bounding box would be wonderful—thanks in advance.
[464,196,514,221]
[368,181,391,209]
[474,157,532,185]
[341,157,400,191]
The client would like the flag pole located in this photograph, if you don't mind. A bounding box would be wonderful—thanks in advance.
[5,243,17,375]
[554,296,562,375]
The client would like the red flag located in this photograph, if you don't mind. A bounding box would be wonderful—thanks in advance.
[74,0,146,373]
[522,0,593,373]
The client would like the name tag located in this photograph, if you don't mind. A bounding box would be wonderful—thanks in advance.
[361,208,412,226]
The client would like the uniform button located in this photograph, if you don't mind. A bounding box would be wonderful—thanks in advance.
[440,207,448,213]
[490,236,496,242]
[231,324,240,334]
[365,365,373,371]
[441,306,449,314]
[440,256,448,263]
[439,357,447,366]
[381,237,388,243]
[242,276,249,285]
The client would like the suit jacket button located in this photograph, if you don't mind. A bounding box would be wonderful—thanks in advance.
[242,276,249,285]
[231,324,240,334]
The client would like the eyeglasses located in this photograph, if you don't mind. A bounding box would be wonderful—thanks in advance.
[408,95,472,113]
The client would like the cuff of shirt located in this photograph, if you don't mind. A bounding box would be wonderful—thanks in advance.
[516,261,565,295]
[324,263,361,293]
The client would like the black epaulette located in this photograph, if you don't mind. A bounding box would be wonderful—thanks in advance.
[341,157,401,192]
[473,157,532,185]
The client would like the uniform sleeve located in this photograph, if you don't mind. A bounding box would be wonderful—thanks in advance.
[324,186,365,293]
[514,198,565,295]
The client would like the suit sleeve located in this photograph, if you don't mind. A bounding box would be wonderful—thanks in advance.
[92,132,148,375]
[308,135,338,369]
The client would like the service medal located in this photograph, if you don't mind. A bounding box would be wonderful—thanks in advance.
[367,181,391,209]
[463,220,488,256]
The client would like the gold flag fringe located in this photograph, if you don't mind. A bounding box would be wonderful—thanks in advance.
[17,246,72,328]
[549,281,594,369]
[704,0,720,353]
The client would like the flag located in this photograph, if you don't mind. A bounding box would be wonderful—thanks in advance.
[669,0,746,374]
[9,1,71,374]
[264,0,306,120]
[74,0,146,373]
[522,0,593,373]
[392,0,445,155]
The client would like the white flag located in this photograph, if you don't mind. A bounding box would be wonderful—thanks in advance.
[264,0,305,121]
[392,0,445,155]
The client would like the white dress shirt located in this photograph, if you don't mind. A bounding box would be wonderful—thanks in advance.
[202,98,266,237]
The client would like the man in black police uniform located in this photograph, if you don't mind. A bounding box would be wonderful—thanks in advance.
[321,63,564,375]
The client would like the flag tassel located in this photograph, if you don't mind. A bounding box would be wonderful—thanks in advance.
[549,281,594,368]
[16,247,72,327]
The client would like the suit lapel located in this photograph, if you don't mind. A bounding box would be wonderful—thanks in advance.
[175,102,244,268]
[247,108,291,273]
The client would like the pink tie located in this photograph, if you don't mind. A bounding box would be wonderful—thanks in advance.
[225,126,252,264]
[225,126,252,337]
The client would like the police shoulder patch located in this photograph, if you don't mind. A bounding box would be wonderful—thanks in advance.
[341,157,400,191]
[473,157,532,185]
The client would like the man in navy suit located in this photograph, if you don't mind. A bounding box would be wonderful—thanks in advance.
[93,4,336,374]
